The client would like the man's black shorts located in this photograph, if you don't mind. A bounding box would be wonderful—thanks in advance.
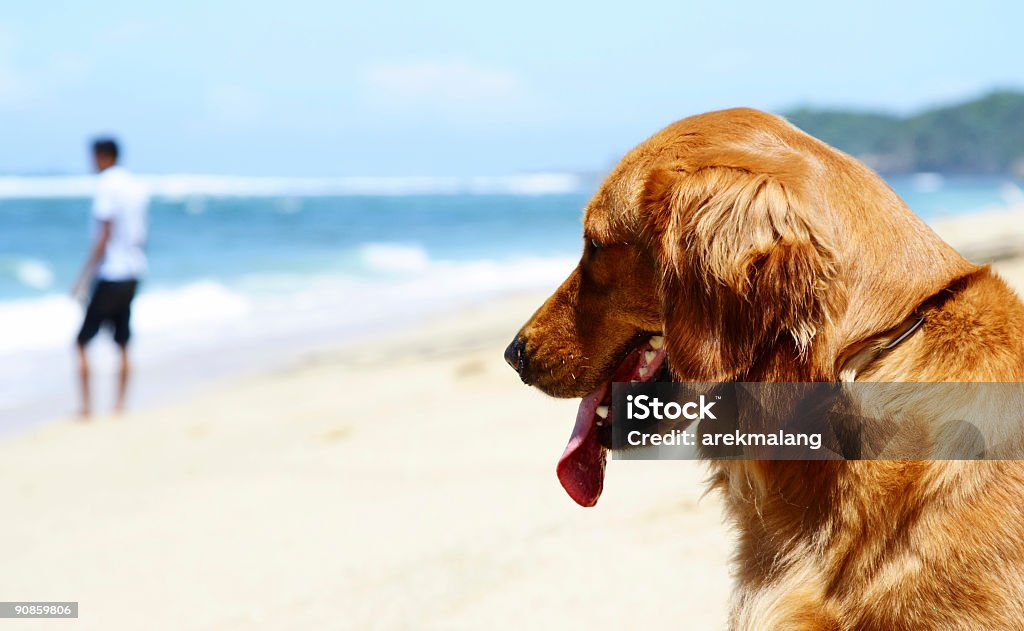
[77,279,139,347]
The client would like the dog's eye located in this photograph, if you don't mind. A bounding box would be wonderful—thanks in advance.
[590,238,602,250]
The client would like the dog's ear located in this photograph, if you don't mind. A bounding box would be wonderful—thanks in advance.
[641,161,839,381]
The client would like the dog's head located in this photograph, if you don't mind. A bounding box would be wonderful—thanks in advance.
[504,108,970,506]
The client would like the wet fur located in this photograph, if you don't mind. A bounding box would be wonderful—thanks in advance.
[512,109,1024,629]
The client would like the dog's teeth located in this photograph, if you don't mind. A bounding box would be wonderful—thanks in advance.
[596,406,609,419]
[644,351,656,363]
[649,336,664,349]
[639,366,648,377]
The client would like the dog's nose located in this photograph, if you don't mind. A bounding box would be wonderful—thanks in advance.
[504,336,528,375]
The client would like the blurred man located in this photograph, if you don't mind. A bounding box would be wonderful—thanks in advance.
[71,138,149,417]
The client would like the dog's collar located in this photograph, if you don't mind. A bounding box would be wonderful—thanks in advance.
[838,314,926,382]
[878,315,925,352]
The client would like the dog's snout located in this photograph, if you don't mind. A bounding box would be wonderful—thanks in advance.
[504,335,528,376]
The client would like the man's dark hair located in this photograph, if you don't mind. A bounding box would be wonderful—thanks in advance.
[92,138,119,161]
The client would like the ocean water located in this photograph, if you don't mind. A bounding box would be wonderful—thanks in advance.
[0,173,1021,426]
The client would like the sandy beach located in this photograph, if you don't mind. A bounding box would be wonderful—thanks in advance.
[0,292,734,630]
[3,211,1024,630]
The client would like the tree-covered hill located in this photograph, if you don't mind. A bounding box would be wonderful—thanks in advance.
[784,90,1024,176]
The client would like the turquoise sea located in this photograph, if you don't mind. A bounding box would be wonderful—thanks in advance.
[0,173,1021,425]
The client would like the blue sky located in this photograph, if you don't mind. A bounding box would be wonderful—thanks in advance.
[1,0,1022,176]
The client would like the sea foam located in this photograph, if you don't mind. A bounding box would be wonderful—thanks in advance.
[0,173,584,199]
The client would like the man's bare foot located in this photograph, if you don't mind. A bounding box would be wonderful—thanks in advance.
[77,409,91,420]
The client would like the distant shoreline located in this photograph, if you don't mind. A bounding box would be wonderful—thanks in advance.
[786,90,1024,177]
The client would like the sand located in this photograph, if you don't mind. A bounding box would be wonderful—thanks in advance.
[0,294,732,630]
[4,211,1023,630]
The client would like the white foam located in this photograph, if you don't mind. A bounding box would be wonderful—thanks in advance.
[0,281,252,355]
[0,251,574,356]
[0,176,97,199]
[133,281,251,332]
[234,253,575,322]
[0,294,81,355]
[359,243,432,274]
[0,254,577,424]
[0,173,584,199]
[13,258,55,290]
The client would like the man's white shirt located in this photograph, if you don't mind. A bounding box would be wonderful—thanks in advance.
[92,166,149,281]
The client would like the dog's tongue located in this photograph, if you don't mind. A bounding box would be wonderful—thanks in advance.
[555,338,667,508]
[557,383,608,507]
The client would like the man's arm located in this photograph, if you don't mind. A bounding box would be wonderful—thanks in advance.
[71,220,112,297]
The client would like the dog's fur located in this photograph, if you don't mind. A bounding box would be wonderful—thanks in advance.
[510,108,1024,629]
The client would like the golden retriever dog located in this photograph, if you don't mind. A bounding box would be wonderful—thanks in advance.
[504,108,1024,629]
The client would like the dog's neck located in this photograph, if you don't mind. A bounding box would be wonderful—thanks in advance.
[782,261,980,383]
[713,266,1024,549]
[827,210,978,374]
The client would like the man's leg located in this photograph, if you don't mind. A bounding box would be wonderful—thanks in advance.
[76,344,91,418]
[112,281,137,415]
[75,284,104,419]
[114,344,130,415]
